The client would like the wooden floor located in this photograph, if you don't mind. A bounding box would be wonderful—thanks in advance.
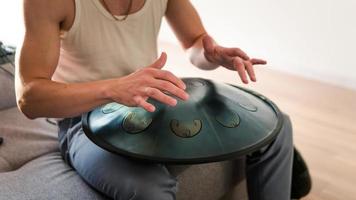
[161,42,356,200]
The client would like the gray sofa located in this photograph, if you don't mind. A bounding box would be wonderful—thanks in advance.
[0,60,247,199]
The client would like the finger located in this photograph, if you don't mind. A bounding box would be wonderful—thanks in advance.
[133,95,156,112]
[153,80,189,100]
[202,35,215,54]
[147,52,167,69]
[152,70,186,90]
[244,60,256,82]
[250,58,267,65]
[144,87,178,107]
[224,47,250,60]
[233,57,249,84]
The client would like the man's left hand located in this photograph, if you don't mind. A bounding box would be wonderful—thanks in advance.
[202,35,267,84]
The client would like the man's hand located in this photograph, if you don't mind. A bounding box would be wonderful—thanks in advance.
[107,52,189,112]
[202,35,267,84]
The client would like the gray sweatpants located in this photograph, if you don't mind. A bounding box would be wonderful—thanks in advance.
[58,114,293,200]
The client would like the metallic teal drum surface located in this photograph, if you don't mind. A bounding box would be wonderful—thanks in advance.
[82,78,284,164]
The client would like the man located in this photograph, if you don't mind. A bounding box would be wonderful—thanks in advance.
[16,0,293,199]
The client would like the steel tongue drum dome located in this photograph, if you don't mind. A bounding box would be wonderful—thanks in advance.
[82,78,284,164]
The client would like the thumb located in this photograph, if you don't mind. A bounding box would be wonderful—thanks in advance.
[202,35,215,54]
[147,52,167,69]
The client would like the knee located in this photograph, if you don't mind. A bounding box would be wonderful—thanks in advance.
[246,113,293,163]
[276,113,294,156]
[126,176,178,200]
[94,168,178,200]
[282,113,293,144]
[258,113,293,158]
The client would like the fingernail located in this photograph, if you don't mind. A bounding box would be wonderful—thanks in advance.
[171,99,177,106]
[150,107,156,112]
[184,93,190,100]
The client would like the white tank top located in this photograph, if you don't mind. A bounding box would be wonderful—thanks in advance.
[52,0,168,83]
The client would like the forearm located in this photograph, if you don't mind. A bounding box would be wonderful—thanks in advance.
[165,0,218,70]
[187,34,220,70]
[17,78,113,119]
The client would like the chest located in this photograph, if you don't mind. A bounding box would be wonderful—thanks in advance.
[60,0,146,32]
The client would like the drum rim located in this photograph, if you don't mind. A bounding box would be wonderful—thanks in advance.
[82,82,284,164]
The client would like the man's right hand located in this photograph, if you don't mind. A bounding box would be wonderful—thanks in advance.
[106,52,190,112]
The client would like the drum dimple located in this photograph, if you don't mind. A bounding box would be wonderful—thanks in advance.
[238,102,258,112]
[122,111,153,134]
[215,110,240,128]
[102,102,124,114]
[170,119,202,138]
[188,80,205,87]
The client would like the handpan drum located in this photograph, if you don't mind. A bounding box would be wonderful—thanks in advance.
[82,78,284,164]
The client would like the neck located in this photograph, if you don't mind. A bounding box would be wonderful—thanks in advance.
[100,0,146,16]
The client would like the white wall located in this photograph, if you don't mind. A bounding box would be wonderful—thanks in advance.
[0,1,23,45]
[1,0,355,90]
[160,0,356,90]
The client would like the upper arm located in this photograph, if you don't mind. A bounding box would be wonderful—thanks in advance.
[16,0,67,86]
[165,0,207,49]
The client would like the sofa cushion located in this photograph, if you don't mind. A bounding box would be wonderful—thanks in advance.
[0,63,16,110]
[169,160,247,200]
[0,107,59,172]
[0,152,108,200]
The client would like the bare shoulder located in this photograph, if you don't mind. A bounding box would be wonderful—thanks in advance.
[17,0,76,83]
[23,0,73,26]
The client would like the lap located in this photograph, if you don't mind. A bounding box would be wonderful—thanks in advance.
[59,113,293,200]
[66,121,177,200]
